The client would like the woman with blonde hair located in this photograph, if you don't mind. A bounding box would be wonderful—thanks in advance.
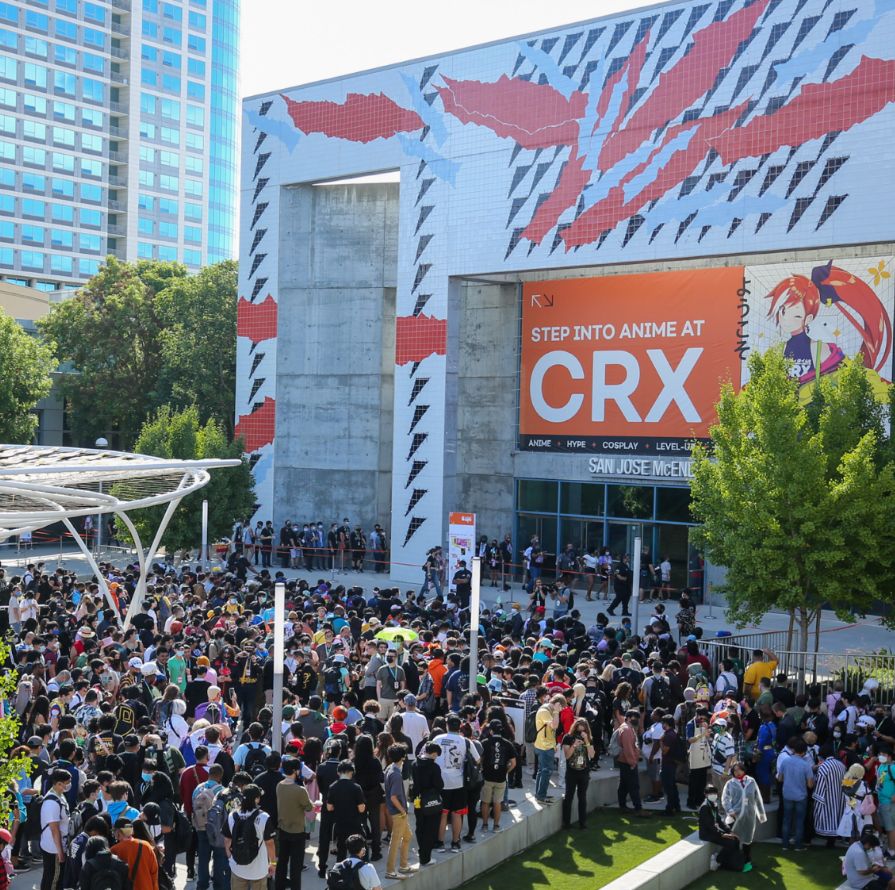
[838,763,873,841]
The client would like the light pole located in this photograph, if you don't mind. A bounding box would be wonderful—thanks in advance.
[95,437,108,554]
[201,499,208,568]
[631,536,642,633]
[272,581,286,751]
[469,557,481,695]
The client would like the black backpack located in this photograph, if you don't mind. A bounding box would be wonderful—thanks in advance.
[324,665,343,694]
[243,743,267,778]
[649,677,671,710]
[231,810,261,865]
[524,710,538,744]
[87,860,125,890]
[327,858,364,890]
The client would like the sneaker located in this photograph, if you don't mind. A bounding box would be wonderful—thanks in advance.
[398,866,417,874]
[493,824,504,832]
[385,873,406,880]
[506,799,518,806]
[187,869,196,881]
[433,844,448,855]
[480,826,490,834]
[794,846,808,852]
[450,842,462,853]
[709,854,720,872]
[13,863,29,873]
[742,863,753,873]
[370,853,383,862]
[463,835,476,844]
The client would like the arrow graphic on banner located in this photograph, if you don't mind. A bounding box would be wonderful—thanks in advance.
[530,293,555,308]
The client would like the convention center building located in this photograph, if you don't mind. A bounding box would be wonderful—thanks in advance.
[235,0,895,585]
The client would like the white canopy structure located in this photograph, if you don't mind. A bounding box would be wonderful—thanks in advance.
[0,444,241,625]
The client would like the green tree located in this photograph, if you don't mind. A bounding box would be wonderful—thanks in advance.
[125,405,255,553]
[38,258,238,448]
[156,260,238,436]
[0,307,55,443]
[0,638,34,820]
[691,350,895,653]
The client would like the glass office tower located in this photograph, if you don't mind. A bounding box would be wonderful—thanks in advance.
[0,0,239,292]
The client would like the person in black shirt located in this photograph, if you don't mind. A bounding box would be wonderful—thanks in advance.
[452,561,472,610]
[184,666,212,718]
[480,720,516,832]
[256,751,283,826]
[607,555,633,616]
[315,745,342,878]
[771,674,795,709]
[698,785,743,871]
[325,760,365,864]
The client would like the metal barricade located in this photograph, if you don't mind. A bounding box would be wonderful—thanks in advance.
[703,637,895,703]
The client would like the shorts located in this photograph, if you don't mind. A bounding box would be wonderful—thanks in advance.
[646,760,661,782]
[441,787,468,815]
[480,780,505,805]
[879,799,895,832]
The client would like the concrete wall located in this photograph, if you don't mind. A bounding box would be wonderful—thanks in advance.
[452,280,518,540]
[274,181,398,531]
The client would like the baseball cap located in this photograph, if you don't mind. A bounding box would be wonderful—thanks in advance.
[140,661,158,677]
[128,657,143,669]
[403,694,417,708]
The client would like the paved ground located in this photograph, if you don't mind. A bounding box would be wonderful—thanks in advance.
[2,543,892,654]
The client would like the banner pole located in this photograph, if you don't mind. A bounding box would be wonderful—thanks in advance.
[631,537,642,635]
[469,557,481,695]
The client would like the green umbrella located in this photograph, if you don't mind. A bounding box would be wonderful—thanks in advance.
[374,627,419,642]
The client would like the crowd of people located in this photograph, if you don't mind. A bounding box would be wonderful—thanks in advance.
[0,548,890,890]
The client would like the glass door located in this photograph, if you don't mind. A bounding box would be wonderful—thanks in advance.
[515,513,558,577]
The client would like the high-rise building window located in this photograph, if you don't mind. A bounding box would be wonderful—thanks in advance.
[0,4,17,25]
[80,208,101,227]
[0,55,17,81]
[187,34,205,53]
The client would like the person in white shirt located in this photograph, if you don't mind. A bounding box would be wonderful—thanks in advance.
[40,769,72,890]
[397,694,429,760]
[339,835,383,890]
[432,714,481,851]
[223,784,276,890]
[8,588,21,634]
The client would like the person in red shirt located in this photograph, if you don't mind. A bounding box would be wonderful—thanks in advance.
[179,745,209,880]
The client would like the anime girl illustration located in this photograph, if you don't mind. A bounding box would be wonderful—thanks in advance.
[764,259,892,399]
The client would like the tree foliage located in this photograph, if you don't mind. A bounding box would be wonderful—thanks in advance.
[0,307,55,443]
[691,350,895,647]
[124,405,255,554]
[0,639,34,820]
[38,258,237,448]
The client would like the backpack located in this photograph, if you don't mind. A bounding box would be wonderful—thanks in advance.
[180,736,197,767]
[172,805,192,853]
[832,696,846,718]
[417,673,437,716]
[327,858,364,890]
[323,665,343,694]
[243,743,268,779]
[607,727,623,759]
[192,783,217,831]
[206,789,233,849]
[649,677,671,711]
[524,710,538,744]
[230,810,261,865]
[86,859,125,890]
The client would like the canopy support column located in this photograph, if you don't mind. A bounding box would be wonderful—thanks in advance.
[61,517,121,624]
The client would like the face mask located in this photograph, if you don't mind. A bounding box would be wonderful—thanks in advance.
[834,730,842,738]
[142,772,153,783]
[705,793,718,803]
[880,755,890,764]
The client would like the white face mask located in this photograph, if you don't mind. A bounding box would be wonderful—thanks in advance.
[880,755,890,764]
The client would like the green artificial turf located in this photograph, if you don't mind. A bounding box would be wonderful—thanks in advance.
[461,809,692,890]
[685,843,844,890]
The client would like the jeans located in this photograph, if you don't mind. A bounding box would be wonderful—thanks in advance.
[317,814,333,873]
[535,748,555,799]
[196,831,212,890]
[275,829,306,890]
[782,797,808,848]
[661,763,680,812]
[420,571,442,598]
[562,767,589,827]
[618,762,642,810]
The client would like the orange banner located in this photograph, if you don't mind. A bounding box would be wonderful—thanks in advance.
[520,267,744,452]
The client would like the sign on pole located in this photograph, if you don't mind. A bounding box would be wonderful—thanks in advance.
[448,512,475,592]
